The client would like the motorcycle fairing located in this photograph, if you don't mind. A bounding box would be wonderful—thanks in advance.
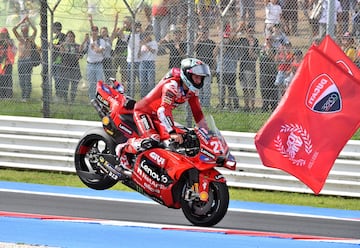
[131,147,227,206]
[130,148,193,205]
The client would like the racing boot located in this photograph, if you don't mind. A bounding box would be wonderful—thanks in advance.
[115,142,133,171]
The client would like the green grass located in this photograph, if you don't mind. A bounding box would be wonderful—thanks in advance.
[1,168,359,211]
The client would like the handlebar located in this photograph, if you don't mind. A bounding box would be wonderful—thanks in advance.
[163,131,200,157]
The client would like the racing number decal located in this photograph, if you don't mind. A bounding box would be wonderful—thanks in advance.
[210,140,223,153]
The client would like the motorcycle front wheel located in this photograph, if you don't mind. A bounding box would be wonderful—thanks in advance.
[74,127,118,190]
[180,181,229,227]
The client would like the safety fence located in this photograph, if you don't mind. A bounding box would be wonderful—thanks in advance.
[0,115,359,198]
[2,0,357,128]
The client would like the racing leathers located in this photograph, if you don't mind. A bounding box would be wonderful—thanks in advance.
[119,67,206,156]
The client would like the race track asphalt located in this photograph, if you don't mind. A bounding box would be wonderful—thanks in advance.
[0,181,359,248]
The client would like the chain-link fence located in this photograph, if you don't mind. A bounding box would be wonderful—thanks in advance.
[0,0,357,131]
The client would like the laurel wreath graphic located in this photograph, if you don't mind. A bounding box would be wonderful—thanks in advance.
[274,123,313,166]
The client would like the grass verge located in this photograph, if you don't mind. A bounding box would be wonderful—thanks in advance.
[1,168,359,211]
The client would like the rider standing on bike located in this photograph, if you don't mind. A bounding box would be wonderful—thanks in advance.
[118,57,211,167]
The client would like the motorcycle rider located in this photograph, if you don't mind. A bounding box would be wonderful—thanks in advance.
[117,57,211,169]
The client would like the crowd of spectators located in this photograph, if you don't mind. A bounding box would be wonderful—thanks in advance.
[1,0,360,112]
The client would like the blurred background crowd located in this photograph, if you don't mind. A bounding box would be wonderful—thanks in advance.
[0,0,359,129]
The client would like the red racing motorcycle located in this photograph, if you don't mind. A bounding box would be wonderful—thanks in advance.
[74,78,237,227]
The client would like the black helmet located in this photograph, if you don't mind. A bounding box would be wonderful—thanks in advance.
[180,58,211,93]
[53,22,62,31]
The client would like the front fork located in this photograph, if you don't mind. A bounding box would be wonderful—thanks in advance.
[184,169,200,201]
[184,169,212,202]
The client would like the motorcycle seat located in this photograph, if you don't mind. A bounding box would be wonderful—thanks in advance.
[120,114,139,135]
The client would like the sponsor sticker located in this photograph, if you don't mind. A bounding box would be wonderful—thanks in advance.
[149,152,165,166]
[137,158,172,186]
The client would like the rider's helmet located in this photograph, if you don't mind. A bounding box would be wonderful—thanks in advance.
[180,58,211,93]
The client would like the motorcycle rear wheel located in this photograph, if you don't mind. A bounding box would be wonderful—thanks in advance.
[180,181,229,227]
[74,127,118,190]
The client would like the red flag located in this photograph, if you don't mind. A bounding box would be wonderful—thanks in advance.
[318,35,360,81]
[255,45,360,194]
[318,35,360,129]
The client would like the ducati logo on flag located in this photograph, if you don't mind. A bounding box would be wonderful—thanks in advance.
[305,74,342,113]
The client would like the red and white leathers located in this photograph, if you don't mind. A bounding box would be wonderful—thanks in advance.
[120,67,206,156]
